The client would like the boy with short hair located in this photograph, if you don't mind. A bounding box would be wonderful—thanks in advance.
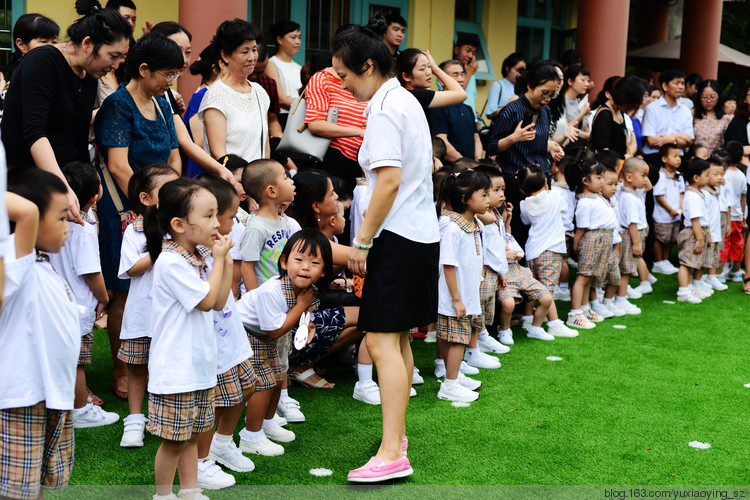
[677,159,711,303]
[701,158,728,291]
[651,144,685,275]
[0,169,80,500]
[720,143,748,281]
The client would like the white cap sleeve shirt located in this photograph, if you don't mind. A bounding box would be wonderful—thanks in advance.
[682,189,708,227]
[608,198,622,244]
[724,168,747,221]
[652,170,685,223]
[235,276,288,335]
[482,219,509,275]
[575,195,618,230]
[551,183,576,232]
[701,187,722,243]
[148,252,216,394]
[519,190,567,261]
[719,184,729,213]
[616,190,648,230]
[118,225,153,339]
[358,78,439,244]
[437,216,484,317]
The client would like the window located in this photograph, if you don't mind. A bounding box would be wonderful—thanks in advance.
[454,1,495,81]
[306,0,350,61]
[0,0,12,74]
[516,0,575,61]
[251,0,291,52]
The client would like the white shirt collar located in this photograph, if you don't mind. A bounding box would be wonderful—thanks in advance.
[364,77,400,117]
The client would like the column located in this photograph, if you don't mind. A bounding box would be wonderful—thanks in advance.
[680,0,722,79]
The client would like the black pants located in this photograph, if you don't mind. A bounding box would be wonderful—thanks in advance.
[503,173,530,255]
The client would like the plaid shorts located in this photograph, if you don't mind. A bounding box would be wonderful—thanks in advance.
[247,331,284,391]
[653,221,680,245]
[720,211,729,250]
[593,245,621,288]
[117,337,151,365]
[500,262,548,303]
[214,359,257,408]
[619,228,647,276]
[479,266,498,329]
[147,389,215,441]
[437,313,480,345]
[78,333,93,366]
[0,403,74,499]
[527,250,563,291]
[577,229,614,280]
[678,226,709,269]
[703,241,721,270]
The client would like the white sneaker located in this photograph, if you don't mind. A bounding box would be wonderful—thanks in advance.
[591,302,614,319]
[566,314,596,329]
[498,330,514,345]
[411,367,424,385]
[197,458,235,490]
[717,270,727,283]
[552,288,571,301]
[705,275,729,291]
[277,396,305,423]
[547,323,579,338]
[605,301,626,317]
[459,360,480,375]
[263,424,295,443]
[434,360,446,378]
[239,436,284,456]
[437,382,479,403]
[626,285,642,299]
[677,292,702,304]
[616,299,641,315]
[273,413,287,427]
[583,308,604,322]
[177,488,210,500]
[457,372,482,390]
[120,413,147,447]
[633,282,653,294]
[653,261,678,275]
[729,270,745,282]
[691,285,712,299]
[647,273,658,285]
[478,334,510,354]
[209,439,255,472]
[424,331,437,343]
[73,404,120,429]
[410,387,417,397]
[353,380,381,405]
[464,350,501,369]
[520,318,532,330]
[526,327,555,341]
[665,261,680,274]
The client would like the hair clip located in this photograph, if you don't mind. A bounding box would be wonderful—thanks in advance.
[450,172,460,178]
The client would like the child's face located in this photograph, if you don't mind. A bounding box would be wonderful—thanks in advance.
[692,169,710,188]
[693,147,709,161]
[331,201,346,235]
[217,196,240,236]
[179,188,220,247]
[37,192,70,253]
[601,170,619,200]
[488,176,505,208]
[626,166,648,189]
[280,241,326,291]
[141,172,179,209]
[233,167,248,200]
[662,149,682,169]
[465,188,490,215]
[708,165,724,188]
[583,172,603,194]
[273,163,296,209]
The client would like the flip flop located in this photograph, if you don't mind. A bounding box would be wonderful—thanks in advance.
[87,388,104,406]
[110,378,128,400]
[290,368,335,389]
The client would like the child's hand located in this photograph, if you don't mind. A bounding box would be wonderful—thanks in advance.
[95,301,108,319]
[505,249,518,261]
[694,237,704,254]
[743,220,748,230]
[453,298,466,318]
[298,287,316,309]
[632,243,643,256]
[212,234,233,259]
[668,208,679,218]
[504,202,514,221]
[497,274,507,290]
[305,322,316,347]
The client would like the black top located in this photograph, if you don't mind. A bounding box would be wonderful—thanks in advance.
[1,45,98,169]
[432,102,477,159]
[724,115,750,146]
[590,105,628,158]
[488,94,552,174]
[408,88,435,132]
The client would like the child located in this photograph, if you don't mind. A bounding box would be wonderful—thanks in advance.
[118,164,179,448]
[321,200,347,243]
[567,157,613,329]
[590,166,624,318]
[721,141,747,281]
[144,178,234,499]
[701,157,728,291]
[49,161,119,429]
[677,159,711,303]
[1,170,78,500]
[651,144,684,275]
[550,156,577,300]
[436,169,488,403]
[236,230,331,455]
[614,158,649,315]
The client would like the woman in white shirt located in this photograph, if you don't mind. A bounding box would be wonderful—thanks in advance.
[333,26,440,483]
[265,20,302,129]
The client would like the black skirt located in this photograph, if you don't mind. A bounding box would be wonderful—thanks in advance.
[357,230,439,333]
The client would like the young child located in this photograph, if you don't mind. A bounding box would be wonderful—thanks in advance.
[720,142,747,281]
[550,156,577,300]
[436,169,488,403]
[651,144,684,275]
[144,178,234,500]
[321,200,347,243]
[677,159,711,303]
[118,164,179,448]
[236,230,331,455]
[614,158,649,315]
[1,170,79,500]
[701,157,728,291]
[49,161,119,429]
[590,166,623,318]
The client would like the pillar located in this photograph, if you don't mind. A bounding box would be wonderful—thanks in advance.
[679,0,722,80]
[576,0,630,97]
[638,0,670,47]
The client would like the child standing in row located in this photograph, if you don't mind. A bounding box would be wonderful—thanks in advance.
[550,156,577,300]
[677,159,710,303]
[651,144,684,275]
[590,166,623,317]
[701,158,728,291]
[720,147,747,281]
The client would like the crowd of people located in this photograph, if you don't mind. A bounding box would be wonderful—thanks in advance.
[0,0,749,498]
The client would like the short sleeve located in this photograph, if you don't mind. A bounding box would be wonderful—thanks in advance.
[519,200,530,225]
[286,215,301,235]
[439,225,460,267]
[485,82,501,117]
[624,195,640,224]
[156,97,178,150]
[684,193,704,220]
[159,256,210,312]
[653,175,667,197]
[575,200,591,228]
[303,72,330,122]
[255,281,288,331]
[95,92,133,148]
[641,102,657,138]
[198,84,227,119]
[228,221,245,261]
[70,225,101,276]
[366,107,404,169]
[3,252,34,302]
[431,106,450,136]
[239,224,264,262]
[410,89,435,111]
[118,227,146,279]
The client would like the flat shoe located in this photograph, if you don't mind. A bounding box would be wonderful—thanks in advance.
[289,368,334,389]
[348,456,413,483]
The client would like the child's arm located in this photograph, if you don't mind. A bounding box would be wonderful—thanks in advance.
[266,287,316,339]
[213,254,234,311]
[195,234,232,311]
[628,222,642,256]
[126,255,152,277]
[443,264,466,318]
[231,260,242,298]
[477,211,496,225]
[679,192,684,210]
[691,218,704,254]
[5,193,38,259]
[240,260,259,291]
[572,227,585,254]
[503,202,513,232]
[83,272,109,317]
[497,273,507,290]
[742,193,747,229]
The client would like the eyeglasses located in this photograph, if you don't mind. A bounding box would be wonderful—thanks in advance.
[535,87,559,100]
[701,94,718,101]
[155,70,180,83]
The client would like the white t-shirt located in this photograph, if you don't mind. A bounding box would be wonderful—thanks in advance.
[235,276,289,335]
[617,189,648,230]
[482,218,509,275]
[652,169,685,223]
[551,182,576,232]
[437,215,484,317]
[500,222,524,258]
[0,240,80,410]
[0,140,8,259]
[148,251,217,394]
[724,168,747,221]
[519,189,567,260]
[641,97,694,155]
[604,197,622,244]
[359,78,439,244]
[49,210,100,336]
[682,188,708,227]
[719,184,730,213]
[118,224,153,339]
[199,80,270,163]
[575,194,618,230]
[349,183,371,247]
[270,55,302,113]
[701,187,722,243]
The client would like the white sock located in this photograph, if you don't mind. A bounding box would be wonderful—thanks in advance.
[528,325,544,335]
[692,279,703,288]
[591,298,601,307]
[603,297,614,305]
[678,287,691,295]
[478,329,489,340]
[615,295,627,305]
[559,282,569,292]
[262,418,277,429]
[198,456,209,462]
[280,389,289,399]
[239,428,265,442]
[443,378,458,389]
[500,328,512,336]
[213,433,232,445]
[435,358,445,368]
[521,315,533,323]
[357,363,373,382]
[581,303,591,312]
[569,309,582,316]
[466,347,479,357]
[548,319,563,328]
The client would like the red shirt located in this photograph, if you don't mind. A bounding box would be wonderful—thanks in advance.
[253,73,280,115]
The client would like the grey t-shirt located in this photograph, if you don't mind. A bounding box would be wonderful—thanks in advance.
[239,213,301,286]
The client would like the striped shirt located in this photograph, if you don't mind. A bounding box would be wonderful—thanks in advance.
[488,94,552,175]
[304,69,367,161]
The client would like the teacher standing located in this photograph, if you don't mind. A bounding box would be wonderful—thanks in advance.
[333,26,439,483]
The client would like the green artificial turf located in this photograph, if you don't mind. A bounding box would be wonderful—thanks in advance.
[60,273,750,491]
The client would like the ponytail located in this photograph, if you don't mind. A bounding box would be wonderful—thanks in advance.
[565,150,603,194]
[68,0,131,52]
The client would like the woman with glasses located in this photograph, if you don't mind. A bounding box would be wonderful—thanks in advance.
[694,79,731,152]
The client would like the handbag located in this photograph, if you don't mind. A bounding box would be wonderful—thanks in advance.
[276,73,339,162]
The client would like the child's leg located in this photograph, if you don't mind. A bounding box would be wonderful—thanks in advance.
[264,384,283,420]
[533,293,552,325]
[127,364,148,415]
[74,365,87,409]
[604,284,617,299]
[637,258,649,282]
[155,439,188,495]
[499,298,514,330]
[107,290,129,397]
[617,274,630,298]
[677,265,692,288]
[444,342,465,380]
[176,435,199,490]
[692,268,704,281]
[653,239,664,262]
[245,389,274,433]
[559,259,570,291]
[570,275,591,310]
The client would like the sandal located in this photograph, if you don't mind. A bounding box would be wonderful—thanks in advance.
[744,277,750,295]
[289,368,335,389]
[94,312,108,330]
[110,378,128,401]
[87,388,104,406]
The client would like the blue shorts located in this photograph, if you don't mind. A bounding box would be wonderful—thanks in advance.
[288,306,346,366]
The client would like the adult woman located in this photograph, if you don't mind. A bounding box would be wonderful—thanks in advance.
[266,20,302,128]
[1,0,130,223]
[485,52,526,119]
[693,79,731,152]
[93,32,182,398]
[200,19,269,163]
[590,76,645,158]
[333,26,439,482]
[549,64,591,147]
[487,60,563,247]
[724,83,750,156]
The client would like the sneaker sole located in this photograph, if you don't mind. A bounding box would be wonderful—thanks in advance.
[265,434,295,443]
[119,438,144,448]
[565,322,596,330]
[353,393,381,405]
[208,452,255,472]
[280,415,305,423]
[526,334,555,340]
[239,444,284,456]
[348,466,414,483]
[437,391,479,403]
[465,360,501,369]
[198,480,236,490]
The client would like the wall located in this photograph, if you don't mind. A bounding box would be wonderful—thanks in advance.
[479,0,518,117]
